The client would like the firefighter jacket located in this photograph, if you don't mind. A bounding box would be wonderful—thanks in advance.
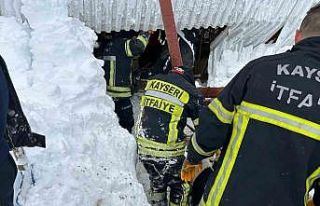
[186,37,320,206]
[151,32,195,76]
[0,55,46,163]
[0,56,9,163]
[136,71,203,158]
[96,32,148,98]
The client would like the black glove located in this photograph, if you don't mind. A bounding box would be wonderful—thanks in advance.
[28,133,46,148]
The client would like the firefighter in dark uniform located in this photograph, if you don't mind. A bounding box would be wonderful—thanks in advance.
[181,5,320,206]
[94,31,148,133]
[135,66,203,206]
[0,55,45,206]
[164,31,194,73]
[147,30,195,77]
[314,180,320,206]
[0,55,12,206]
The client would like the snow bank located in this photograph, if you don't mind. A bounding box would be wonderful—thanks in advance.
[0,17,31,93]
[208,0,320,87]
[207,43,290,87]
[0,0,148,205]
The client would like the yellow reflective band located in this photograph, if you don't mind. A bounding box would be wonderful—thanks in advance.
[305,167,320,206]
[208,98,234,124]
[145,79,190,104]
[138,146,185,158]
[239,101,320,141]
[125,39,133,57]
[200,197,206,206]
[193,118,199,126]
[191,135,216,157]
[146,90,184,106]
[137,35,148,47]
[141,95,182,114]
[137,136,186,151]
[169,202,178,206]
[109,60,116,87]
[150,191,166,202]
[213,98,234,117]
[140,94,184,145]
[207,113,249,206]
[107,86,131,92]
[107,90,132,98]
[167,106,184,145]
[180,182,191,206]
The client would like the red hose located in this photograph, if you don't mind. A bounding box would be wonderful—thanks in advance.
[159,0,183,68]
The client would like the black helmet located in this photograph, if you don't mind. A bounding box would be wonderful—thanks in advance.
[171,66,195,85]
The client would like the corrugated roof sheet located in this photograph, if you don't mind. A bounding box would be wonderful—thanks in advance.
[69,0,302,32]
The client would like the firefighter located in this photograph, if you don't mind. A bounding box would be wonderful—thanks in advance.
[94,31,148,133]
[0,55,45,206]
[313,180,320,206]
[135,66,203,205]
[181,5,320,206]
[146,30,195,77]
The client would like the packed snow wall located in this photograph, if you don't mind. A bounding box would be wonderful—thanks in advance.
[0,0,148,205]
[207,0,320,87]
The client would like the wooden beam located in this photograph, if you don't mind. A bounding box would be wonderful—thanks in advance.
[198,87,224,98]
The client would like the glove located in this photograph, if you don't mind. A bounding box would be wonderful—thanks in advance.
[181,159,202,182]
[28,133,46,148]
[307,199,315,206]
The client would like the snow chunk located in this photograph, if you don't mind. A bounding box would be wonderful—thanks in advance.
[0,0,148,205]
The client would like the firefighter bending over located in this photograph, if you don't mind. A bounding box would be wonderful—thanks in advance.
[182,5,320,206]
[135,66,203,205]
[94,31,148,133]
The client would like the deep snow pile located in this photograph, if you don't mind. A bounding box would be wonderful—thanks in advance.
[207,0,320,87]
[207,43,290,87]
[0,0,148,205]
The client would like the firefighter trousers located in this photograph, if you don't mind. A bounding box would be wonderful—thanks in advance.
[113,97,134,133]
[0,154,17,206]
[314,180,320,206]
[139,155,190,206]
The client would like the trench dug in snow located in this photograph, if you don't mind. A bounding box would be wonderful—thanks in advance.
[0,0,149,205]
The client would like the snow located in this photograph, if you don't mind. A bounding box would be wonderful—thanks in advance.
[207,0,320,87]
[0,0,148,206]
[67,0,316,33]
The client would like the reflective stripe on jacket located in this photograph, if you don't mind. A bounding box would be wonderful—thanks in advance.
[187,37,320,206]
[98,33,148,98]
[136,72,203,158]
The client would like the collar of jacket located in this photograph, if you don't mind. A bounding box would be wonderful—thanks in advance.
[291,36,320,54]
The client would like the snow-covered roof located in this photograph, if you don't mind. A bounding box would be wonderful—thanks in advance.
[69,0,312,33]
[1,0,319,86]
[67,0,320,87]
